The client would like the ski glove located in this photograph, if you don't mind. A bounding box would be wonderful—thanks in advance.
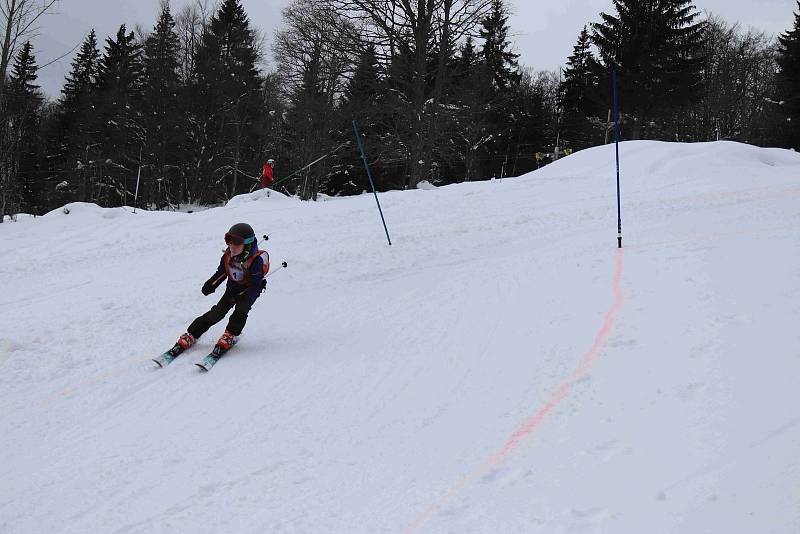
[202,280,216,296]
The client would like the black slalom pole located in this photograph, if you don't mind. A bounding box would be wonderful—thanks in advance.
[353,120,392,246]
[612,67,623,249]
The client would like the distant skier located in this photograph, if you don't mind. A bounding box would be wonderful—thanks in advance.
[261,158,275,189]
[171,223,268,357]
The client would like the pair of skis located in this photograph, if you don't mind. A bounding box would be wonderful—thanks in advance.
[152,339,237,372]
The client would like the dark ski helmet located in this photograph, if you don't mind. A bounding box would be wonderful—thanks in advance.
[225,223,256,247]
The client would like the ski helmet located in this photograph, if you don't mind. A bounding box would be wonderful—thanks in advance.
[267,158,275,166]
[225,223,256,247]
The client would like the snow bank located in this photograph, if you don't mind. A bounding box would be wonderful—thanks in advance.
[223,187,295,208]
[533,140,800,182]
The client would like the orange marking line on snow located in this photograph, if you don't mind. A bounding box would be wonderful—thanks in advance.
[41,354,152,407]
[406,248,625,533]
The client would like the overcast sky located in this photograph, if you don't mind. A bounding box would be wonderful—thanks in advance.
[25,0,800,98]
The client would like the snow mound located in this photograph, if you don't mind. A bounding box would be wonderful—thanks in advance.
[531,140,800,182]
[43,202,134,219]
[224,187,294,208]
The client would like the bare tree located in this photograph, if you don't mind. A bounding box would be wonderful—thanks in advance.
[175,0,214,83]
[273,0,358,199]
[274,0,356,99]
[334,0,492,188]
[0,0,58,103]
[688,14,779,144]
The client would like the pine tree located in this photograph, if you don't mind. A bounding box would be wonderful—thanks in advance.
[97,25,142,106]
[286,56,330,199]
[342,45,381,112]
[8,42,41,105]
[777,1,800,148]
[591,0,706,139]
[559,27,601,150]
[142,3,183,207]
[479,0,521,93]
[511,71,549,172]
[452,36,477,87]
[54,30,101,204]
[450,36,494,181]
[93,24,143,206]
[478,0,522,179]
[190,0,262,202]
[58,30,100,146]
[335,45,384,195]
[3,42,44,217]
[61,30,100,106]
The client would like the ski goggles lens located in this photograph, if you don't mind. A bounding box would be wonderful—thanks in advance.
[225,233,254,246]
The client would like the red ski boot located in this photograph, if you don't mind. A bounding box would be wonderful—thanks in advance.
[177,333,196,350]
[216,330,237,351]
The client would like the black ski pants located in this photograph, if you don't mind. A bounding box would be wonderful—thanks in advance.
[188,289,253,338]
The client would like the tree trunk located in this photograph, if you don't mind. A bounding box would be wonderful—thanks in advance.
[406,4,432,190]
[0,0,18,105]
[231,121,241,199]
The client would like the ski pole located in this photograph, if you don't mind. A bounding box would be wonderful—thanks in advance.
[266,261,288,279]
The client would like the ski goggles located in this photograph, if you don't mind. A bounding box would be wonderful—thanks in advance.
[225,233,255,246]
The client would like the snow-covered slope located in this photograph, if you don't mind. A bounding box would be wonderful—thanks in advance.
[1,141,799,533]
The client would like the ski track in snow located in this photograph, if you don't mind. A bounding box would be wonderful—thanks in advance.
[1,141,800,533]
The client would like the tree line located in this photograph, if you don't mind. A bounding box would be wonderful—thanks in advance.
[1,0,799,219]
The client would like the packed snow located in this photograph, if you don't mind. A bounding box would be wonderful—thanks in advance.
[1,141,799,533]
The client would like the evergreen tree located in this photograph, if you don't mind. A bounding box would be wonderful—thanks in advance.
[559,27,601,150]
[57,30,100,154]
[591,0,706,139]
[287,61,329,199]
[511,71,548,171]
[142,3,183,207]
[190,0,262,202]
[94,24,144,205]
[8,42,41,105]
[61,31,100,111]
[449,36,494,181]
[342,45,381,112]
[479,0,521,93]
[97,25,142,108]
[777,1,800,148]
[478,0,522,179]
[334,45,384,195]
[4,42,44,216]
[452,36,478,87]
[54,30,101,204]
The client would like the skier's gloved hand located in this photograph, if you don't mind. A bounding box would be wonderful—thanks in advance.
[201,280,216,296]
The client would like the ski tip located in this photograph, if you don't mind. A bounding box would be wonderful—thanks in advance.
[152,359,164,368]
[195,363,209,372]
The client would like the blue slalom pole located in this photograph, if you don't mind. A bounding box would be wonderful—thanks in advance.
[612,67,623,249]
[353,120,392,246]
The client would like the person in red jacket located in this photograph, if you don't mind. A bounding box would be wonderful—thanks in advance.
[260,158,275,189]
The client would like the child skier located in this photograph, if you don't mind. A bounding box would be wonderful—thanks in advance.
[154,223,268,369]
